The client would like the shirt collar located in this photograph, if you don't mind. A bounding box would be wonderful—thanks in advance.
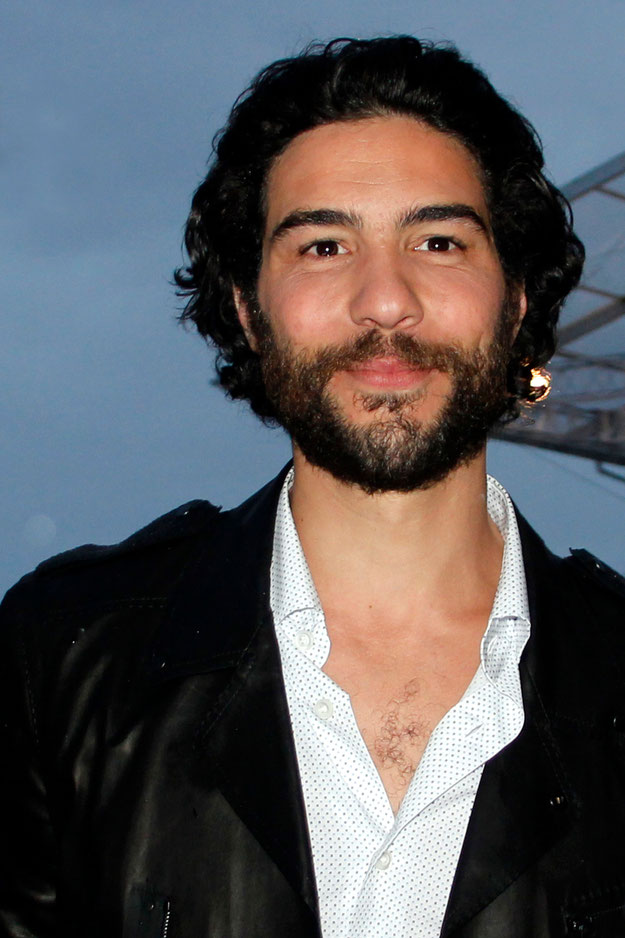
[486,474,530,623]
[479,474,530,706]
[270,467,320,628]
[271,468,531,705]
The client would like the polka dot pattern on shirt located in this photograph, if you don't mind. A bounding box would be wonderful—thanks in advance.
[270,470,530,938]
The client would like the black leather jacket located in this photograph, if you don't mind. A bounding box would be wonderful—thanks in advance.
[2,468,625,937]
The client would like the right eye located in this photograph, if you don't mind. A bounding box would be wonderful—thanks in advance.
[301,240,347,257]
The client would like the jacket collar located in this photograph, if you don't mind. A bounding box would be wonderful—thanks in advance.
[149,464,291,680]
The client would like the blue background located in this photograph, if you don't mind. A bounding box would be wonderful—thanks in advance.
[3,0,625,595]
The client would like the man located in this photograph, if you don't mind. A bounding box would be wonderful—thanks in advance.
[2,35,625,938]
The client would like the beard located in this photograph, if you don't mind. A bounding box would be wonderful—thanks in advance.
[248,299,518,494]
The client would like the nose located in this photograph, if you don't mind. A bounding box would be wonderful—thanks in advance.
[349,253,424,332]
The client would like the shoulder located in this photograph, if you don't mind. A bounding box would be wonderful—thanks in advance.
[563,548,625,606]
[1,464,292,622]
[0,462,291,624]
[35,498,221,575]
[0,499,226,711]
[514,508,625,634]
[0,499,222,625]
[0,466,286,698]
[514,504,625,598]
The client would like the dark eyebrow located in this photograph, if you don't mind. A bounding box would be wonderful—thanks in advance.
[269,208,362,243]
[398,203,489,233]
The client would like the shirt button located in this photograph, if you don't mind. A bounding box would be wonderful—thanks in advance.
[375,851,392,870]
[295,630,313,651]
[313,698,334,720]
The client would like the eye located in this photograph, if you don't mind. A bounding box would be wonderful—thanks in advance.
[414,236,459,253]
[302,240,347,257]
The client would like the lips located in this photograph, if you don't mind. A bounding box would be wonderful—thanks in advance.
[347,356,433,389]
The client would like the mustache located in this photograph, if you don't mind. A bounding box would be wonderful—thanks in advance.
[251,304,505,410]
[295,330,472,381]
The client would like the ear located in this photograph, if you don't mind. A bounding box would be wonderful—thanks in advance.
[511,286,528,341]
[233,285,258,352]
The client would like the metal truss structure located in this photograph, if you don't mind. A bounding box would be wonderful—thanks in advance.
[493,150,625,473]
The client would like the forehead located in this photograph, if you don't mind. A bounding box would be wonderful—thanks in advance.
[263,116,489,232]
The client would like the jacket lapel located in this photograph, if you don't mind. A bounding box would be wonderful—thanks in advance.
[144,466,319,917]
[441,516,580,936]
[205,611,319,912]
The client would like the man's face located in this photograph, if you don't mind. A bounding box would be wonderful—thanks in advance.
[236,116,525,491]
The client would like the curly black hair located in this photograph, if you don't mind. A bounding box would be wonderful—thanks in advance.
[174,36,584,421]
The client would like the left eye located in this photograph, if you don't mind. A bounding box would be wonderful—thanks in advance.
[415,237,457,252]
[304,240,347,257]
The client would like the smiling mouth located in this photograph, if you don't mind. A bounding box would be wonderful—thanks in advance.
[346,357,434,390]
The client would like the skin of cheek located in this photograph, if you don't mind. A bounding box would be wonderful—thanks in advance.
[429,270,508,353]
[257,268,356,350]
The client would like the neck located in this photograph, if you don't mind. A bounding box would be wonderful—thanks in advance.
[289,446,503,634]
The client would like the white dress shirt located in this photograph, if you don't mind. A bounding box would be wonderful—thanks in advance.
[270,470,530,938]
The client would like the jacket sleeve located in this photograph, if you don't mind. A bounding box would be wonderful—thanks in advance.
[0,581,60,937]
